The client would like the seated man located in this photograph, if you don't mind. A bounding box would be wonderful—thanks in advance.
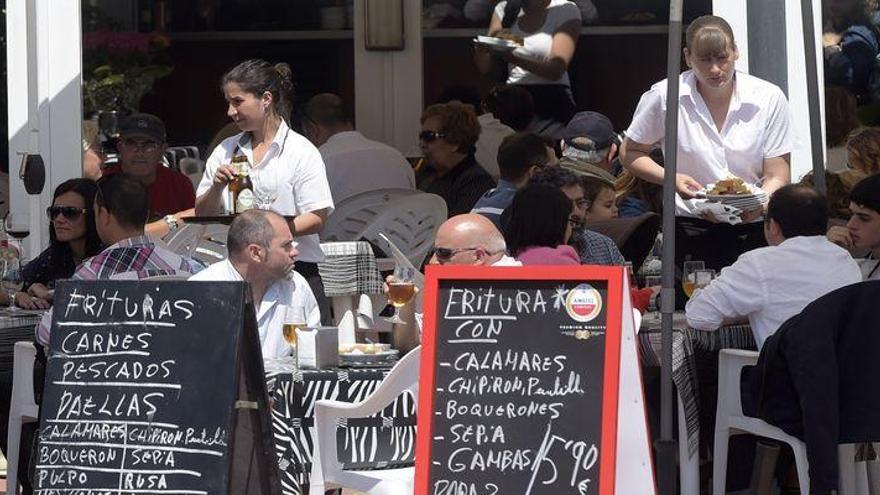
[36,173,200,346]
[302,93,415,205]
[471,132,551,230]
[190,209,320,358]
[827,173,880,280]
[686,184,863,349]
[530,167,625,265]
[103,113,196,237]
[558,111,619,183]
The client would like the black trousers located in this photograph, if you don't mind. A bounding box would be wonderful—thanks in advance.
[295,261,332,326]
[674,217,767,309]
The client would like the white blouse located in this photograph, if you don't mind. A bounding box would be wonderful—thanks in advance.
[625,70,795,217]
[198,120,335,263]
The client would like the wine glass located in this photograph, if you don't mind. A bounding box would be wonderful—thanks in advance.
[682,260,705,299]
[5,212,29,244]
[2,258,23,310]
[385,265,416,324]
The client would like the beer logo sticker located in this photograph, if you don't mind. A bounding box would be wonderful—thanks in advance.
[565,284,602,323]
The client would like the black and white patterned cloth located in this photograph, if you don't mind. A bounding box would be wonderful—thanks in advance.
[0,310,45,373]
[639,312,755,456]
[265,363,416,495]
[317,241,384,297]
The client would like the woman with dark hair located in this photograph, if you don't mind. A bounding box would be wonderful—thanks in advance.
[196,58,334,323]
[416,102,496,216]
[505,183,580,265]
[13,178,102,309]
[824,0,880,104]
[621,15,794,302]
[475,0,581,138]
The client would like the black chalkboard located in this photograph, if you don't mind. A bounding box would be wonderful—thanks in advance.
[34,280,280,495]
[415,266,623,495]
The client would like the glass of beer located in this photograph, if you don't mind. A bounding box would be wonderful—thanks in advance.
[385,265,416,324]
[282,305,307,352]
[682,260,705,299]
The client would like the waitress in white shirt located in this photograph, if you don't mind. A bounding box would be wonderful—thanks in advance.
[475,0,581,139]
[620,15,793,305]
[196,58,335,322]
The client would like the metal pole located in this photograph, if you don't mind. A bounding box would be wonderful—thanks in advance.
[800,0,826,194]
[656,1,683,494]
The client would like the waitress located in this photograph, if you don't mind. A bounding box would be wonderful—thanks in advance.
[196,58,334,323]
[475,0,581,138]
[620,15,793,293]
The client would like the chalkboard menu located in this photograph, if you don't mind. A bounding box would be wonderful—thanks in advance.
[35,280,279,495]
[416,266,624,495]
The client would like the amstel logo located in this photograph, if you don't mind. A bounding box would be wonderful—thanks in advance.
[564,283,603,323]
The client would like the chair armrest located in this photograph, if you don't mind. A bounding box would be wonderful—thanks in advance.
[717,348,759,419]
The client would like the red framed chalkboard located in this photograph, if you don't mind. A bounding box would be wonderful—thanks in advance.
[415,265,624,495]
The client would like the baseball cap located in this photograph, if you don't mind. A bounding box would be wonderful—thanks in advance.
[119,113,166,142]
[562,111,617,151]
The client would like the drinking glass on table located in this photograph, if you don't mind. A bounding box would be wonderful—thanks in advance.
[385,265,416,324]
[682,261,705,299]
[2,258,23,309]
[282,305,307,362]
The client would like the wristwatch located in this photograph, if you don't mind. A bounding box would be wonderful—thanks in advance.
[164,215,180,232]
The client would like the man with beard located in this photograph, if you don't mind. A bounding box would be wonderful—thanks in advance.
[189,209,320,358]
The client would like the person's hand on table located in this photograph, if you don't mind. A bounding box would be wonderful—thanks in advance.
[14,291,50,310]
[676,173,703,199]
[827,225,854,249]
[27,283,53,301]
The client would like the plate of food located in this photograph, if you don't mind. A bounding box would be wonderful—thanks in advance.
[705,177,764,200]
[474,33,523,52]
[338,343,399,365]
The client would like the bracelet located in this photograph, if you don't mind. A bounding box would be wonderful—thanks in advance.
[164,215,180,232]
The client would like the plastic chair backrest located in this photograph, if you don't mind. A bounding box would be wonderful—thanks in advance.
[356,193,447,268]
[162,224,228,266]
[321,188,415,242]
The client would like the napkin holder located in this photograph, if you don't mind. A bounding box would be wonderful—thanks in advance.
[296,326,339,369]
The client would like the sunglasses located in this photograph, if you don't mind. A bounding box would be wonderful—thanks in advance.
[431,246,480,262]
[47,206,87,220]
[419,130,446,143]
[120,138,161,152]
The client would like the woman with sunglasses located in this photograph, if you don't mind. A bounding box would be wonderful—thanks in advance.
[505,183,580,265]
[196,59,334,323]
[416,102,496,217]
[13,178,102,309]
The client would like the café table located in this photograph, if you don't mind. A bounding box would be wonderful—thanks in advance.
[638,311,756,456]
[264,359,416,495]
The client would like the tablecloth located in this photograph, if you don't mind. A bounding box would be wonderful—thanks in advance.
[639,312,755,455]
[317,241,383,297]
[264,361,416,495]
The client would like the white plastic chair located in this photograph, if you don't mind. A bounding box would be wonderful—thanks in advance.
[309,346,420,495]
[356,192,447,270]
[713,349,871,494]
[161,223,228,266]
[321,188,414,242]
[7,341,38,495]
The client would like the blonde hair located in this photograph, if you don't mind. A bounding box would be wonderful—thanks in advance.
[686,15,737,59]
[847,127,880,174]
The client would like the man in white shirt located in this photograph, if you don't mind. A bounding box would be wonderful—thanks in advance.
[190,209,320,359]
[827,173,880,280]
[686,184,862,349]
[302,93,415,205]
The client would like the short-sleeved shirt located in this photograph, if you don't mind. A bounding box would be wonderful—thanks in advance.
[198,120,335,263]
[416,154,497,217]
[625,70,794,217]
[104,164,195,222]
[494,0,581,86]
[471,179,518,231]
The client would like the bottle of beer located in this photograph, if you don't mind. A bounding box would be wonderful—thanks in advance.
[229,156,255,214]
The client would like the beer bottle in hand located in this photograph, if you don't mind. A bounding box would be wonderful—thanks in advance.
[230,157,255,214]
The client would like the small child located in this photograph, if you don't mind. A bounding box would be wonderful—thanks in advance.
[580,175,618,223]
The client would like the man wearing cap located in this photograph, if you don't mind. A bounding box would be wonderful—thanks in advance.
[559,111,620,183]
[103,113,195,237]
